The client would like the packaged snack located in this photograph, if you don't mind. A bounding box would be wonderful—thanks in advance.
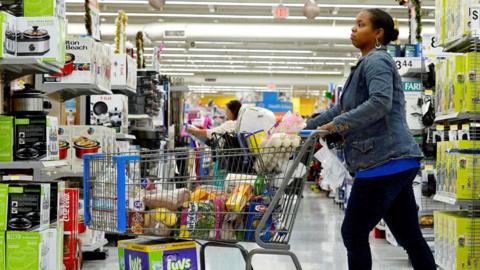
[179,199,223,239]
[143,188,191,211]
[127,211,144,235]
[245,202,273,241]
[226,184,253,212]
[221,213,245,241]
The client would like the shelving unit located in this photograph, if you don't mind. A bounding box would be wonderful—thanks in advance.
[129,114,150,120]
[442,35,480,53]
[34,75,113,101]
[116,133,136,140]
[0,58,62,80]
[434,112,480,122]
[112,85,136,96]
[0,160,68,170]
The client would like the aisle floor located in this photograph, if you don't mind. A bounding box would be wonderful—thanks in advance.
[83,188,413,270]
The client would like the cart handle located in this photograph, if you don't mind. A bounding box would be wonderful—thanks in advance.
[83,153,105,226]
[255,129,326,249]
[299,129,329,138]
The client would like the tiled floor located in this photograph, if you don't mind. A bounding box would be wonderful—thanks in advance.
[83,188,412,270]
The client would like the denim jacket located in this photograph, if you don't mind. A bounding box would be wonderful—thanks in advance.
[306,48,422,173]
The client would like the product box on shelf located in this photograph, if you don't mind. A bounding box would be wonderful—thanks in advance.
[0,116,14,162]
[0,12,17,59]
[0,185,8,231]
[45,227,62,270]
[43,36,97,85]
[458,123,480,141]
[448,54,466,113]
[14,115,58,161]
[69,125,115,172]
[57,125,72,168]
[89,95,129,134]
[23,0,66,18]
[435,0,446,46]
[118,239,198,270]
[85,0,101,41]
[464,52,480,113]
[112,54,137,90]
[14,16,65,63]
[96,42,112,91]
[7,183,50,231]
[63,234,80,270]
[0,232,4,270]
[6,230,50,270]
[63,188,79,233]
[435,58,448,115]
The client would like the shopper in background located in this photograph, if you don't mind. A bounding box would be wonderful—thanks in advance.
[187,100,242,139]
[305,9,436,270]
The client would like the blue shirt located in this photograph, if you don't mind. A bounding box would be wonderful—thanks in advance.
[355,158,420,179]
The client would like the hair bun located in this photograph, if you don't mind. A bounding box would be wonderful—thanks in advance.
[389,29,399,43]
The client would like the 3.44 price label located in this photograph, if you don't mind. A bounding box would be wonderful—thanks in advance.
[393,57,422,76]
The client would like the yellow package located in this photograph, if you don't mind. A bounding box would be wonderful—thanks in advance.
[449,54,466,113]
[464,52,480,112]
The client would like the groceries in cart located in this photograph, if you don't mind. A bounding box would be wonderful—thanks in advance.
[84,111,320,245]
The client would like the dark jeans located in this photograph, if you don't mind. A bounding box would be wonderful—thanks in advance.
[341,168,436,270]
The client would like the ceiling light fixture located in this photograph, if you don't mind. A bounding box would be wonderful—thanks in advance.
[160,68,342,75]
[64,12,424,22]
[64,0,434,10]
[160,53,358,61]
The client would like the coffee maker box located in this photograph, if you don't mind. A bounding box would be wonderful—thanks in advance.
[7,183,50,231]
[14,115,58,161]
[89,95,129,134]
[0,116,14,162]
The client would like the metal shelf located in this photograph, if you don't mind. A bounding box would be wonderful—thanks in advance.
[434,112,480,123]
[433,191,480,206]
[402,68,426,78]
[82,238,108,252]
[112,85,136,96]
[115,133,136,140]
[442,35,480,53]
[0,58,62,80]
[35,75,113,102]
[0,160,68,170]
[129,114,150,120]
[41,170,83,180]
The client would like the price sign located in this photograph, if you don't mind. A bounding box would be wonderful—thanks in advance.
[393,57,422,76]
[470,6,480,35]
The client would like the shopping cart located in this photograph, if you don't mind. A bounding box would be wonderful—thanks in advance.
[83,130,326,270]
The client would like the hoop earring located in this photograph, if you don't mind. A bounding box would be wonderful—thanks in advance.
[375,39,382,49]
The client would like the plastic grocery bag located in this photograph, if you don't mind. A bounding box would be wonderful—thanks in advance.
[314,139,350,190]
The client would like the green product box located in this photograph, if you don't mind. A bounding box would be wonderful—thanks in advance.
[0,184,9,231]
[6,230,49,270]
[0,12,16,59]
[23,0,65,18]
[0,116,13,162]
[0,232,5,270]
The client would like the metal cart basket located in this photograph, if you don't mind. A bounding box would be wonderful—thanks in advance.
[83,130,325,270]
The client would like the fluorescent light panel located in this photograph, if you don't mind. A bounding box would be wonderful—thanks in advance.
[65,12,424,22]
[146,47,315,54]
[65,0,434,10]
[160,53,358,61]
[161,68,342,75]
[159,59,352,66]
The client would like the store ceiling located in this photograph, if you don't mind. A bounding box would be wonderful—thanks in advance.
[65,0,436,95]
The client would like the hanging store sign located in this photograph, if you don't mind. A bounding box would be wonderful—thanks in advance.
[470,6,480,36]
[273,5,289,19]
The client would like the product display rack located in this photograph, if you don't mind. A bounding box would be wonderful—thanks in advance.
[432,5,480,267]
[0,58,62,81]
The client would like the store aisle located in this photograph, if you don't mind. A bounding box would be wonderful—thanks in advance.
[83,188,412,270]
